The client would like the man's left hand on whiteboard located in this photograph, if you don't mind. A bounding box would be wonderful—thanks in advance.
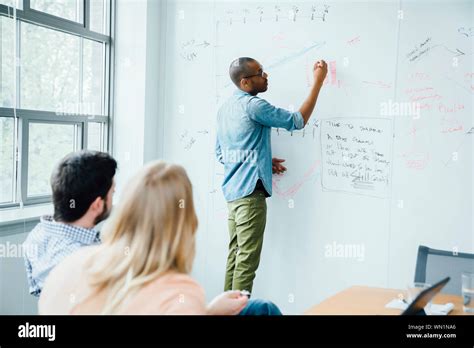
[272,158,287,175]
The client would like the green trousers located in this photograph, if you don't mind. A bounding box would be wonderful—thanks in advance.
[224,189,267,293]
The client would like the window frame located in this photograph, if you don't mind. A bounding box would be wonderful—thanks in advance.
[0,115,16,206]
[0,0,114,208]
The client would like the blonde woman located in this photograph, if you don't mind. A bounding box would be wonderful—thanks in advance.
[39,161,281,315]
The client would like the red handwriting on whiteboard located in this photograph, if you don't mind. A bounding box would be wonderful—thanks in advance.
[401,151,431,170]
[442,125,464,133]
[441,114,464,134]
[322,61,342,88]
[405,86,442,106]
[410,72,431,81]
[438,103,465,114]
[272,160,321,199]
[347,36,360,45]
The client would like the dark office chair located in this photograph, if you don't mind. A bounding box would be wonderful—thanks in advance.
[414,245,474,295]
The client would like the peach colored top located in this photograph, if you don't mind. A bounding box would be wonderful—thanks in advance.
[38,246,206,315]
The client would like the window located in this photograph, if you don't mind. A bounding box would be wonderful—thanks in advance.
[87,122,105,151]
[0,1,18,8]
[83,38,105,115]
[21,22,81,113]
[27,122,79,197]
[30,0,83,23]
[90,0,108,34]
[0,16,14,108]
[0,0,113,207]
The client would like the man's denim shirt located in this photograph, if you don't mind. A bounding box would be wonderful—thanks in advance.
[216,89,304,202]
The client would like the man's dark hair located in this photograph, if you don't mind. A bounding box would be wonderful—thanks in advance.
[51,150,117,222]
[229,57,257,87]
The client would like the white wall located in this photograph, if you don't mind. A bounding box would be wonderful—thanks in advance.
[0,227,39,314]
[113,0,164,198]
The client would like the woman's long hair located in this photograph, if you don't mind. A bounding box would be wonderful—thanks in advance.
[83,161,198,314]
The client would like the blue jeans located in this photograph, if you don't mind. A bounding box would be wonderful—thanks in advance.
[238,299,282,316]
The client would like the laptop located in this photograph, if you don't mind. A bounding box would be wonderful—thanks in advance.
[402,276,450,315]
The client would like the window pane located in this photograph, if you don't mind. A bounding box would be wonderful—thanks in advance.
[28,123,76,197]
[30,0,83,23]
[0,117,14,203]
[90,0,106,34]
[87,122,102,151]
[0,16,14,108]
[83,39,104,115]
[21,22,80,114]
[0,0,19,7]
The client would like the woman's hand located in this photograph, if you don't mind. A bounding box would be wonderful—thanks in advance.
[206,290,249,315]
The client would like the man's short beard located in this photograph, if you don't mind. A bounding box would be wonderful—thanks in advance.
[94,199,111,225]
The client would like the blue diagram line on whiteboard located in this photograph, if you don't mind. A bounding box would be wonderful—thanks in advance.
[265,41,326,71]
[219,41,327,90]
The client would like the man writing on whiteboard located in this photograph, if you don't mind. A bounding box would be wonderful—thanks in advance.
[216,57,328,294]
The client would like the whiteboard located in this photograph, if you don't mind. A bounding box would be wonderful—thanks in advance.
[320,118,392,197]
[159,0,473,314]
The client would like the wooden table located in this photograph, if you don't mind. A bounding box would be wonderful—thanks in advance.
[305,286,472,315]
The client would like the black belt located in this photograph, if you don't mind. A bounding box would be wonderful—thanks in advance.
[254,180,269,196]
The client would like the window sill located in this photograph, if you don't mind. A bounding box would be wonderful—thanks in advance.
[0,203,53,227]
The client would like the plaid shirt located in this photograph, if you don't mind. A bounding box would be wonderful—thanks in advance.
[22,215,101,297]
